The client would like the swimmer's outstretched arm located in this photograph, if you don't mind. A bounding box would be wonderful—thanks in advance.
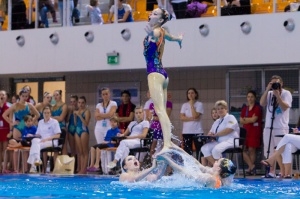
[164,31,183,49]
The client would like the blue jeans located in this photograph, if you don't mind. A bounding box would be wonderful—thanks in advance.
[40,6,49,28]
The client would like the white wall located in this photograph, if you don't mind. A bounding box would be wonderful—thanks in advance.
[0,12,299,75]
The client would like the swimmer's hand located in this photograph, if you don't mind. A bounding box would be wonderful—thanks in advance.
[145,24,154,37]
[177,33,184,49]
[151,158,157,168]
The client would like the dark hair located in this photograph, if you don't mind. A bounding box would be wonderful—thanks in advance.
[159,8,169,25]
[24,115,33,122]
[12,94,19,100]
[247,90,257,98]
[186,88,199,101]
[79,96,86,103]
[101,87,109,92]
[90,0,98,6]
[219,159,237,178]
[284,5,290,12]
[121,90,131,97]
[70,95,78,101]
[121,158,127,172]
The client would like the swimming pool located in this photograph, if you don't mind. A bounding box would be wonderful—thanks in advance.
[0,175,299,199]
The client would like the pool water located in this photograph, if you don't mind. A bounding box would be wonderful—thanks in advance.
[0,175,300,199]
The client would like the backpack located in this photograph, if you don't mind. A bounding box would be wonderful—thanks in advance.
[72,7,80,23]
[186,1,208,18]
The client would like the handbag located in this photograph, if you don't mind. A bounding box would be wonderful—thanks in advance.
[52,155,75,175]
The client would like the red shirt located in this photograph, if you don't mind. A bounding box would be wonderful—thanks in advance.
[0,102,10,130]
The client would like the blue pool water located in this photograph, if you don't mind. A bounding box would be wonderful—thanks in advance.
[0,175,300,199]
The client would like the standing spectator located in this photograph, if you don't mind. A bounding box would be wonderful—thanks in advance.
[148,100,172,157]
[0,90,10,173]
[11,0,27,30]
[67,95,78,169]
[11,94,19,104]
[240,90,262,176]
[108,0,133,23]
[259,75,292,178]
[94,88,117,144]
[116,90,136,133]
[201,100,240,165]
[35,92,52,121]
[74,96,90,174]
[180,88,204,159]
[170,0,188,19]
[86,0,103,25]
[51,90,68,154]
[22,85,36,105]
[144,90,153,120]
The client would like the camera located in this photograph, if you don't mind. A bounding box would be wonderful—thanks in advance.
[272,82,281,90]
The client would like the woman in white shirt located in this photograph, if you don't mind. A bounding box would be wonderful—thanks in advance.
[201,100,240,165]
[94,88,117,144]
[180,88,204,159]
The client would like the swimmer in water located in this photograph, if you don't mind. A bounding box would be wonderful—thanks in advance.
[119,155,167,182]
[157,146,237,188]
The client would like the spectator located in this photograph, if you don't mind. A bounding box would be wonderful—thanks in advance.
[27,106,61,173]
[116,90,136,133]
[221,0,251,16]
[201,100,240,165]
[11,94,19,104]
[67,95,78,169]
[240,90,262,176]
[0,90,10,173]
[35,92,52,121]
[74,96,90,174]
[52,90,68,154]
[86,0,103,25]
[107,106,149,169]
[108,0,134,23]
[22,85,36,105]
[88,116,120,172]
[284,3,300,12]
[11,0,27,30]
[94,87,117,144]
[39,0,57,28]
[259,75,292,178]
[170,0,188,19]
[180,88,204,159]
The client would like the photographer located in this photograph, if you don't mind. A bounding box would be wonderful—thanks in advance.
[260,75,292,178]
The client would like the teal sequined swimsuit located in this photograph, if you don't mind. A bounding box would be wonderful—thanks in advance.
[14,104,30,132]
[52,104,66,129]
[68,113,76,136]
[76,110,89,137]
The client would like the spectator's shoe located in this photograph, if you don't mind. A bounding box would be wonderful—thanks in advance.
[264,173,275,178]
[107,162,117,169]
[29,166,37,174]
[34,159,42,166]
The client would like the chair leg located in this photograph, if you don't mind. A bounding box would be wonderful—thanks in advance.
[241,152,245,178]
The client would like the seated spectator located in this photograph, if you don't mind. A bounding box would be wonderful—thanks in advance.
[221,0,251,16]
[87,116,120,172]
[27,106,61,173]
[86,0,103,25]
[108,0,134,23]
[107,106,149,169]
[116,90,136,133]
[201,100,240,165]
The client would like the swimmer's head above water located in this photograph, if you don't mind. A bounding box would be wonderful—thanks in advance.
[148,8,169,27]
[211,158,237,188]
[121,155,140,172]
